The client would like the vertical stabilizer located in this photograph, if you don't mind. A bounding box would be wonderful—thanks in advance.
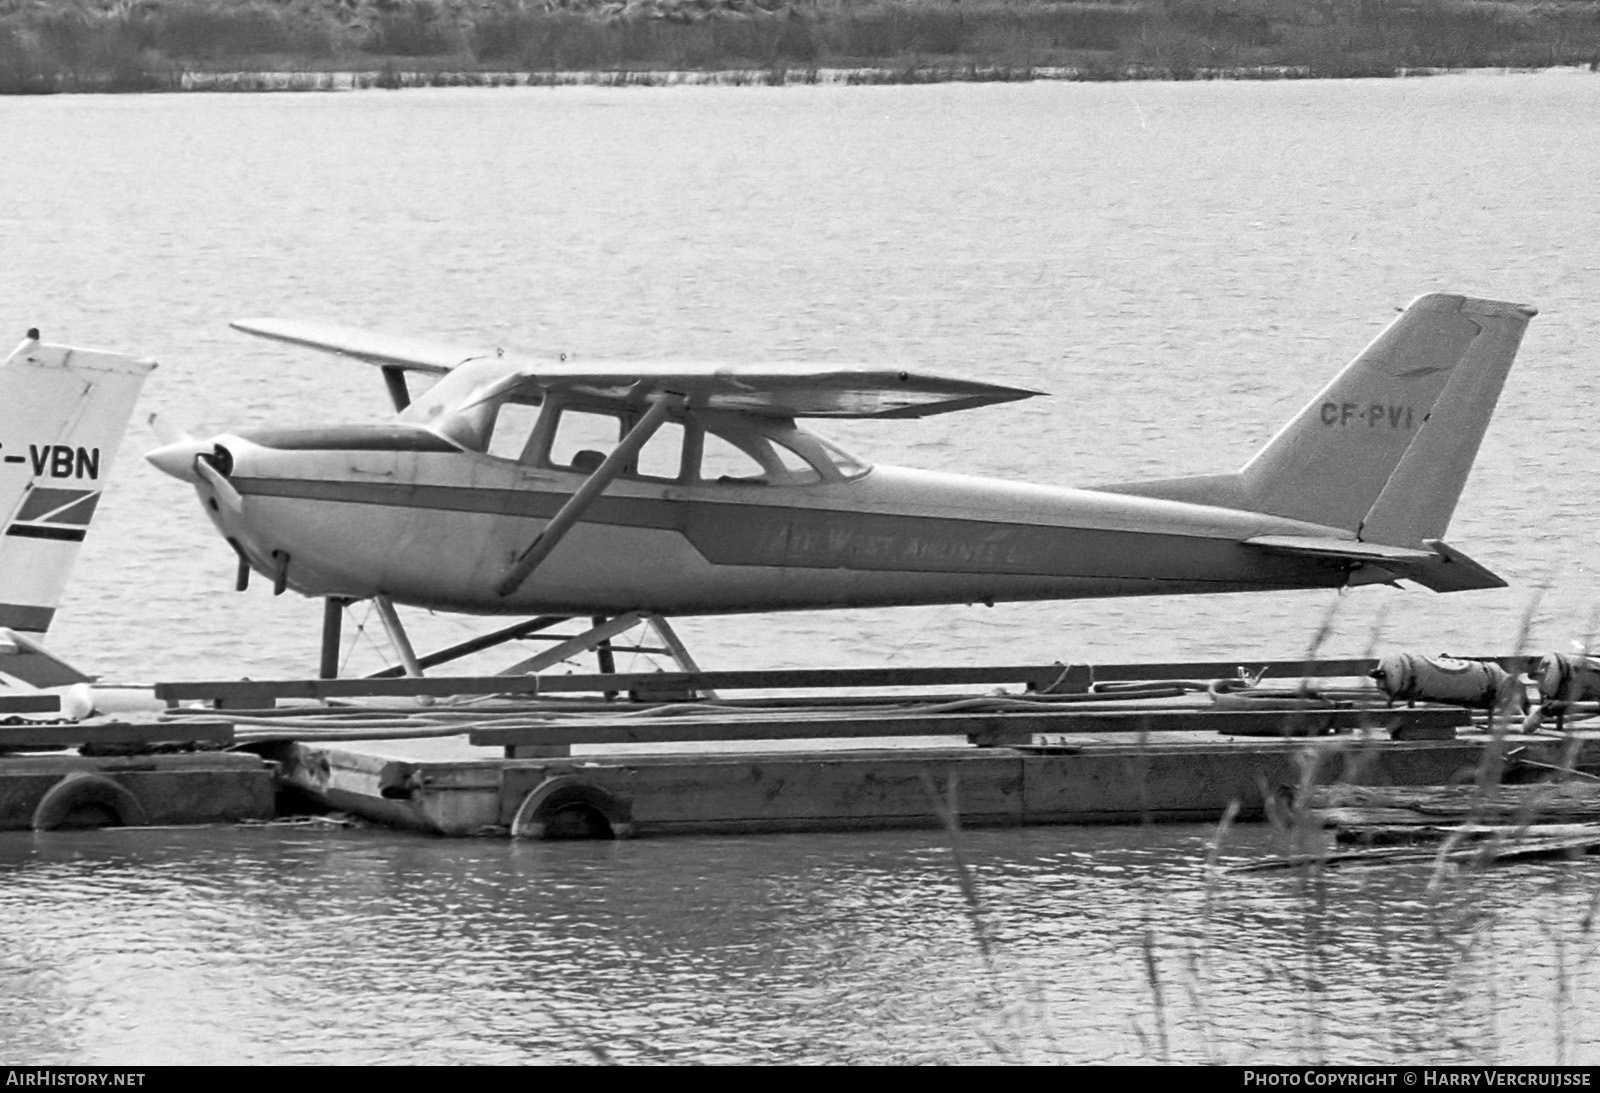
[1237,293,1534,545]
[0,332,156,636]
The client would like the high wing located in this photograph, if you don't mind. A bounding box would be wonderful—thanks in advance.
[232,318,489,376]
[232,317,1043,419]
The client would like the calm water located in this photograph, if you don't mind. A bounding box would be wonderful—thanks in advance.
[2,72,1600,1063]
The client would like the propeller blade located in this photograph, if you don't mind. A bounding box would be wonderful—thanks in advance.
[146,411,191,447]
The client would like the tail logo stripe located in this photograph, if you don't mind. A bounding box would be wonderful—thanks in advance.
[15,487,100,525]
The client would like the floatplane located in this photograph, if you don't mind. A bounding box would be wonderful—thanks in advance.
[143,293,1534,682]
[0,330,155,695]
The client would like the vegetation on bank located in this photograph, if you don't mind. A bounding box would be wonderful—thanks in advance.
[2,0,1599,92]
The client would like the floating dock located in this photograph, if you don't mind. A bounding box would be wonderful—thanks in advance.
[8,656,1592,838]
[128,655,1600,839]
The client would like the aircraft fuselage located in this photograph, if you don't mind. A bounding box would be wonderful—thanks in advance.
[184,425,1354,616]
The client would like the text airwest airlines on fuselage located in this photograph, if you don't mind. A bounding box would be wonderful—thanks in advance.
[1244,1075,1591,1087]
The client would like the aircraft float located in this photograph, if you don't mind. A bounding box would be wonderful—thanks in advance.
[144,293,1535,678]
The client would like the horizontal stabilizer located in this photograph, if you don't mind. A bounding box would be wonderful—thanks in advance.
[0,628,95,687]
[1244,535,1505,593]
[1414,539,1508,593]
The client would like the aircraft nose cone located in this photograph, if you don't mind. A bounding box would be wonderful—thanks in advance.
[145,437,209,484]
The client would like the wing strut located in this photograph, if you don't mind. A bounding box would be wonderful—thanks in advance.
[495,393,684,599]
[382,367,411,412]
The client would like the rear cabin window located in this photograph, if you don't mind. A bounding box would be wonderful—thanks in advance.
[770,439,821,485]
[699,432,768,483]
[816,435,869,479]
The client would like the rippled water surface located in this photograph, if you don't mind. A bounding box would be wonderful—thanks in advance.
[2,823,1598,1065]
[2,72,1600,1063]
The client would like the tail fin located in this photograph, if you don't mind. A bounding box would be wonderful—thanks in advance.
[0,331,156,636]
[1103,294,1534,547]
[1241,293,1534,544]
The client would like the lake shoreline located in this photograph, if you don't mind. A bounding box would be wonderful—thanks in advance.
[135,61,1600,93]
[5,0,1600,95]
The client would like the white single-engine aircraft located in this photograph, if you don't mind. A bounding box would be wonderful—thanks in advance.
[146,293,1534,678]
[1,330,156,690]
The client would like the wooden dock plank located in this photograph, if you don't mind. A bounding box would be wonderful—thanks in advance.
[1310,782,1600,822]
[153,656,1526,708]
[0,719,234,749]
[154,664,1078,706]
[469,706,1468,751]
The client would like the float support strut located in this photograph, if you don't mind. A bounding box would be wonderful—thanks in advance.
[319,597,349,679]
[498,612,647,676]
[373,595,424,678]
[366,615,569,679]
[648,615,717,699]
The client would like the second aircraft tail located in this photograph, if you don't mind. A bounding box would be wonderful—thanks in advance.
[0,331,156,636]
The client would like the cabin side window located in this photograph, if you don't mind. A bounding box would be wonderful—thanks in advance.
[548,408,623,471]
[633,421,686,482]
[537,405,688,481]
